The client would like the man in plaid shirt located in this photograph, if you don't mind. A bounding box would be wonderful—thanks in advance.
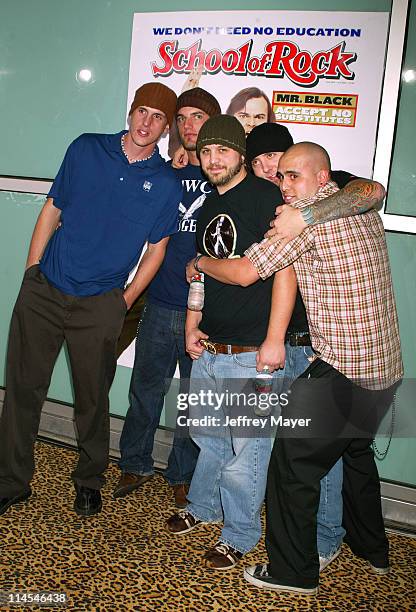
[187,141,403,595]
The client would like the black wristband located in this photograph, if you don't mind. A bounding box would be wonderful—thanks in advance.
[194,254,204,273]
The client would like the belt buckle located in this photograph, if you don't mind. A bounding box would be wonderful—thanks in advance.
[289,333,308,347]
[200,339,217,354]
[287,334,297,347]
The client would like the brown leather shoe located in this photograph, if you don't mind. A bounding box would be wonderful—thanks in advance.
[172,483,189,508]
[113,473,153,499]
[203,542,243,570]
[166,510,205,534]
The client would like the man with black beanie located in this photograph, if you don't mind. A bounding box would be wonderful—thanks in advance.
[245,121,351,570]
[245,122,375,245]
[246,122,294,185]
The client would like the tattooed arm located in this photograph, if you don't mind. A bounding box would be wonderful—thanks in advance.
[264,179,385,249]
[308,178,385,222]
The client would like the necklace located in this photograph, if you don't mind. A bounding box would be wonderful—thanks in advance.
[121,133,155,163]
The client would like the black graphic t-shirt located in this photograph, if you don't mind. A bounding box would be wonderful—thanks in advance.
[196,174,282,345]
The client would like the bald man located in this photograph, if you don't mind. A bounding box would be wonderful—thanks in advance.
[186,142,402,594]
[279,141,332,204]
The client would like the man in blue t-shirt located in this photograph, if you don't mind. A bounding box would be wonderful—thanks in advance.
[0,82,182,518]
[114,88,221,509]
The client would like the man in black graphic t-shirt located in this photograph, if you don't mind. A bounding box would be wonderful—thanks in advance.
[166,115,297,570]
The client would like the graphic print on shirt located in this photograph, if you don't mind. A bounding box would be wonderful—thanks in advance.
[178,179,211,233]
[203,214,237,259]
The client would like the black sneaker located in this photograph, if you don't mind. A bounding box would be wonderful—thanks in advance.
[244,564,318,595]
[368,561,390,575]
[353,549,390,575]
[74,484,102,517]
[0,489,32,516]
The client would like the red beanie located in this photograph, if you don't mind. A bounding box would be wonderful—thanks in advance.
[129,82,177,126]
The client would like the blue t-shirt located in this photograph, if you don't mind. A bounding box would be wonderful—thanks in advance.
[147,164,211,311]
[40,131,182,296]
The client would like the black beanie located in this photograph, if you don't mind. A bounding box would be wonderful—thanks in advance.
[196,115,246,157]
[246,122,294,164]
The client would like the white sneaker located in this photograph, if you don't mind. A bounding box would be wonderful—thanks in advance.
[319,547,341,572]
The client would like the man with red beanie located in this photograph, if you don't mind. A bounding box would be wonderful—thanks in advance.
[0,82,182,518]
[114,87,221,509]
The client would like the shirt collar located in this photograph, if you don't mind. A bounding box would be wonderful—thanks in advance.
[108,131,162,168]
[108,130,127,153]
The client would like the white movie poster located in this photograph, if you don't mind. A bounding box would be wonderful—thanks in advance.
[118,10,389,367]
[127,10,388,175]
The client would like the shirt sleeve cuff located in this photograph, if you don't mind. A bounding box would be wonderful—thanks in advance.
[245,239,277,280]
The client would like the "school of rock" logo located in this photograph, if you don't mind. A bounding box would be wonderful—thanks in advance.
[151,39,357,87]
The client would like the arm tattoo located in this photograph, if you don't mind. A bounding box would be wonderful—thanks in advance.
[310,179,385,224]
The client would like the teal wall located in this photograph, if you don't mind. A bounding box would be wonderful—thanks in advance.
[0,191,133,414]
[371,0,416,485]
[0,0,391,179]
[386,0,416,215]
[372,232,416,484]
[3,0,416,488]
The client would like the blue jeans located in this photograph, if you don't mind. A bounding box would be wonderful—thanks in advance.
[279,343,345,558]
[186,350,285,554]
[186,345,344,556]
[119,302,199,484]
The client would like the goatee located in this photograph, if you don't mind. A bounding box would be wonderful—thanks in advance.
[206,159,244,187]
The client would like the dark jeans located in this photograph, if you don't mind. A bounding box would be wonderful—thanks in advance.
[119,302,199,484]
[0,265,126,495]
[266,358,397,589]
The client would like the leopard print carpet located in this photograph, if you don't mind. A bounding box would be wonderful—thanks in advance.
[0,442,415,611]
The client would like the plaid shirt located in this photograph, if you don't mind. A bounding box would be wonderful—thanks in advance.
[245,181,403,390]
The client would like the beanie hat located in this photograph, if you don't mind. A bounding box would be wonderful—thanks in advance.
[246,122,294,164]
[176,87,221,118]
[196,115,246,157]
[129,82,177,126]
